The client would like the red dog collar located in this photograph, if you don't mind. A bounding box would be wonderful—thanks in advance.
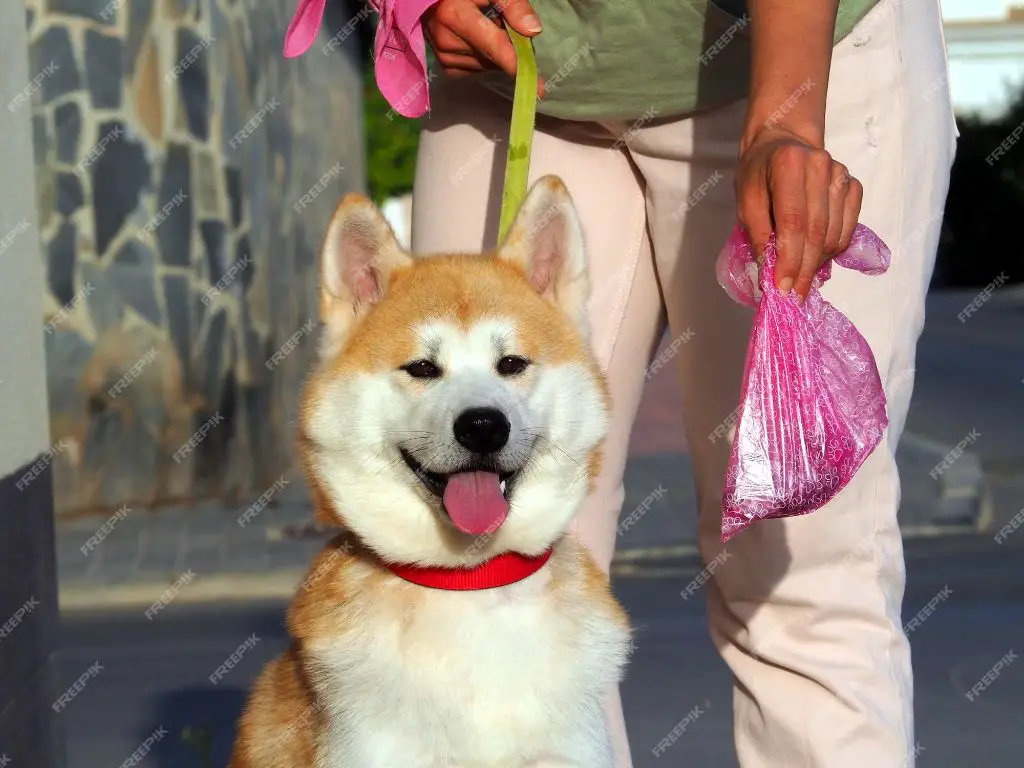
[386,548,554,590]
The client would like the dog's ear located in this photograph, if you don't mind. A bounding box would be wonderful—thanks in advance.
[497,176,590,335]
[318,194,412,353]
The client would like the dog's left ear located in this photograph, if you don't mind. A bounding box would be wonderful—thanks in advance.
[318,194,413,352]
[498,176,590,336]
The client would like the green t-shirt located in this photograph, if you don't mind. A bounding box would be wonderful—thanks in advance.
[477,0,880,121]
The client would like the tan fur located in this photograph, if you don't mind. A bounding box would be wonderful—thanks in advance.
[228,647,320,768]
[231,537,629,767]
[301,252,611,530]
[230,177,630,767]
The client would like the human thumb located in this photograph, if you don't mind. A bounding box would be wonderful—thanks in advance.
[499,0,543,35]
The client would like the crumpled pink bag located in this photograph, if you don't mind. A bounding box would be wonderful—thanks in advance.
[716,223,891,542]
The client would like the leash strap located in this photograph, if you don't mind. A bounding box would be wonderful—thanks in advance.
[497,27,538,244]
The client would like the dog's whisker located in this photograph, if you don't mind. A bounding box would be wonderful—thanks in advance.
[533,434,582,470]
[423,445,452,470]
[377,455,408,477]
[405,441,441,459]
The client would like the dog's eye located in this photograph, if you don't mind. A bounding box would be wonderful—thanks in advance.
[401,360,443,379]
[496,355,530,376]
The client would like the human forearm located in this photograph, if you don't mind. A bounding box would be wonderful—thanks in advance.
[741,0,839,151]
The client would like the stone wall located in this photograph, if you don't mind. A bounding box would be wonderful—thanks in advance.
[23,0,366,516]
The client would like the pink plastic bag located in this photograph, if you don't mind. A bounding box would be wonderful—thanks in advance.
[717,223,891,542]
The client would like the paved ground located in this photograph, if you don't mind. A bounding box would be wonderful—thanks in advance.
[53,437,981,610]
[906,287,1024,532]
[44,285,1024,766]
[55,287,1020,609]
[55,534,1024,768]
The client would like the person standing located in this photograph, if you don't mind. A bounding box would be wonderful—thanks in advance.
[284,0,957,764]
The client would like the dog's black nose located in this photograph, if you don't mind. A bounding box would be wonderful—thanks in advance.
[453,407,510,454]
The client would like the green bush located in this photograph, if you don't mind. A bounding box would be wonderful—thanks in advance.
[363,63,422,205]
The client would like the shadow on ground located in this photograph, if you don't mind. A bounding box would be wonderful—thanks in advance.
[146,686,248,768]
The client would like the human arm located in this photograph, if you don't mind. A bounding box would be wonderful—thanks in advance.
[283,0,541,118]
[424,0,543,88]
[735,0,864,299]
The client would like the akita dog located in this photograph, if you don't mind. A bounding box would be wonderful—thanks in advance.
[229,176,631,767]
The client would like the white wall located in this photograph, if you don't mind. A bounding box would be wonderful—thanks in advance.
[0,0,63,763]
[943,1,1024,117]
[0,12,50,474]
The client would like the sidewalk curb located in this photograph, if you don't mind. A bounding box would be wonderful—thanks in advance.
[59,570,309,613]
[57,525,983,612]
[900,430,993,530]
[57,433,990,613]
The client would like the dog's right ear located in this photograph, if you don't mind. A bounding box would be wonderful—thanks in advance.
[318,194,412,354]
[497,176,591,338]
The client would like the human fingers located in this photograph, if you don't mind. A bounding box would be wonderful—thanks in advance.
[493,0,543,36]
[767,143,809,295]
[792,148,832,298]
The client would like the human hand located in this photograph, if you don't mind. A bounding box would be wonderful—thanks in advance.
[735,125,863,300]
[424,0,545,94]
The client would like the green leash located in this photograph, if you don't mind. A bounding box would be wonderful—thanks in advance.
[496,26,539,244]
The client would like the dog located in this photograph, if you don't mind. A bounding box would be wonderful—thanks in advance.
[228,176,632,767]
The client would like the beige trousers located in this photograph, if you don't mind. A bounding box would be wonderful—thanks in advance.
[411,1,957,764]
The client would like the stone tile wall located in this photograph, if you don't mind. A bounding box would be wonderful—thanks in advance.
[23,0,365,516]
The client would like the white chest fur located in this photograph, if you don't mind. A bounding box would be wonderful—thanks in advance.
[306,550,629,768]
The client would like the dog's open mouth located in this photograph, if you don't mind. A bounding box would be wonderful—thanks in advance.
[400,448,518,536]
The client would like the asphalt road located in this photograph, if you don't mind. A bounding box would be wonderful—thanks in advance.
[48,289,1024,765]
[57,536,1024,768]
[908,289,1024,531]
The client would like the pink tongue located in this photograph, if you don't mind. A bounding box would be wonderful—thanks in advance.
[442,472,509,536]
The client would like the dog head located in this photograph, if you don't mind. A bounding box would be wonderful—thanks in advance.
[300,176,609,566]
